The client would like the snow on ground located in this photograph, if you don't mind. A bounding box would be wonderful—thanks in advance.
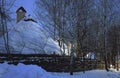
[0,63,120,78]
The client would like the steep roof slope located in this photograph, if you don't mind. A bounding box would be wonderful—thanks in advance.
[0,17,61,54]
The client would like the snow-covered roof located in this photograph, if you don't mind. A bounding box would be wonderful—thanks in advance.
[0,18,63,54]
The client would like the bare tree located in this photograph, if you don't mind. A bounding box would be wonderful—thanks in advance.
[35,0,120,71]
[35,0,71,55]
[0,0,15,56]
[107,25,120,70]
[35,0,58,40]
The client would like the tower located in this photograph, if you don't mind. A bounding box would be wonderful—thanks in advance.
[16,6,26,23]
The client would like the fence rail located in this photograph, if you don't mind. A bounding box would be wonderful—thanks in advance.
[0,53,100,72]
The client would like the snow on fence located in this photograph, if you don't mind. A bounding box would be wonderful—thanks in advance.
[0,53,101,72]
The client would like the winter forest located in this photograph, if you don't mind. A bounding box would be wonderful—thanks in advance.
[0,0,120,78]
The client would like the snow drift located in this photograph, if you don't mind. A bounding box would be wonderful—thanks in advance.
[0,17,62,54]
[0,63,52,78]
[0,63,120,78]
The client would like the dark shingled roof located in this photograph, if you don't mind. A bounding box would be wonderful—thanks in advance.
[16,6,26,13]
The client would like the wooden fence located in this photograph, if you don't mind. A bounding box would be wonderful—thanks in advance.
[0,53,101,72]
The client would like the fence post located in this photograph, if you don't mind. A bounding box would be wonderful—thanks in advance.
[70,43,74,75]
